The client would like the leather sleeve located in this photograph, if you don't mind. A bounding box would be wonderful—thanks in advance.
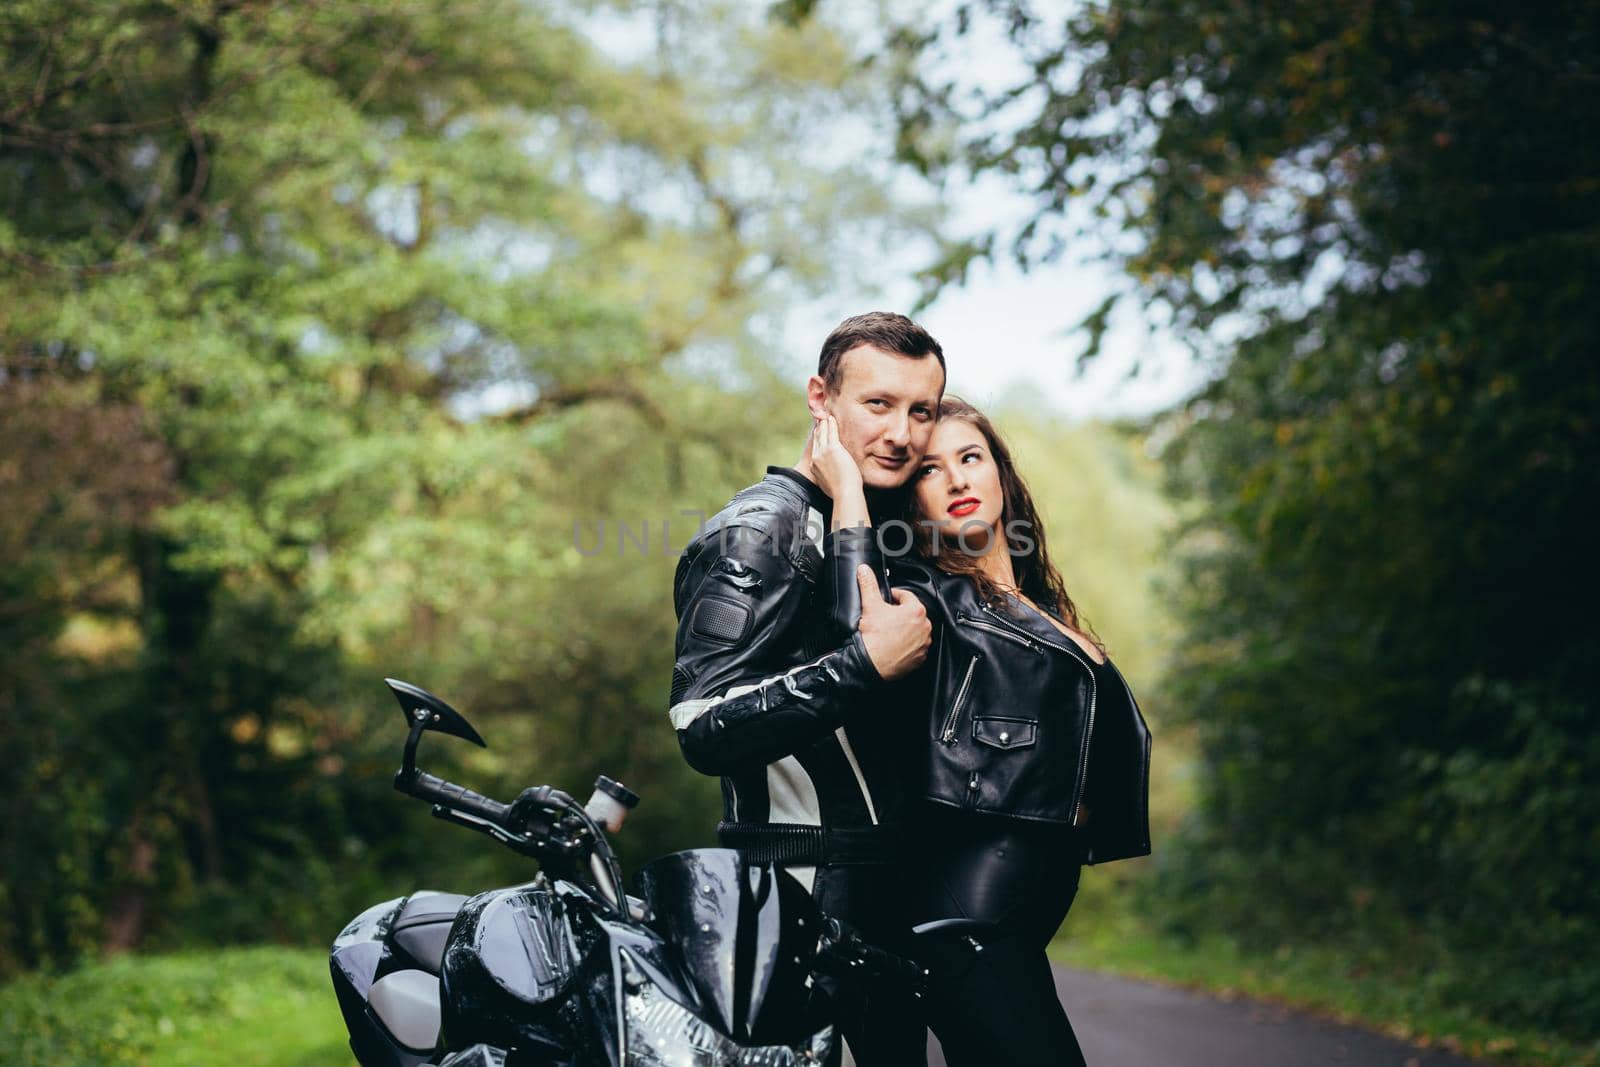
[670,518,884,777]
[822,525,893,643]
[824,526,942,744]
[824,526,944,636]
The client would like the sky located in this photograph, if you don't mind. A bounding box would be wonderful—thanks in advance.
[581,1,1210,423]
[779,1,1208,422]
[784,181,1209,421]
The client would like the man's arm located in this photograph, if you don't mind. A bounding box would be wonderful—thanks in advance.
[670,518,884,777]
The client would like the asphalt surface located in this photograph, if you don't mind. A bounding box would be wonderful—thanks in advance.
[918,965,1487,1067]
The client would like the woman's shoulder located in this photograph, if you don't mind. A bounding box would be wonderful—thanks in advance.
[884,552,944,584]
[884,554,972,607]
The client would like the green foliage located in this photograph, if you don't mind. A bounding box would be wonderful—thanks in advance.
[0,0,939,974]
[0,947,347,1067]
[897,0,1600,1044]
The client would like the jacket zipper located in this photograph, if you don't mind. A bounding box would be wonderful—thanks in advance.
[939,655,979,744]
[977,602,1099,821]
[957,612,1044,653]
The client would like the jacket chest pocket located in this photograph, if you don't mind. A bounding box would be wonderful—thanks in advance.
[973,717,1037,750]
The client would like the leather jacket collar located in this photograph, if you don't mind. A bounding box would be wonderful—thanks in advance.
[764,465,832,518]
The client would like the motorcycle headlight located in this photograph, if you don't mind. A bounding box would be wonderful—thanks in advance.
[618,950,833,1067]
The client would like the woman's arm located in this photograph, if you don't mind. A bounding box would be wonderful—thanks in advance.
[804,412,888,639]
[826,526,890,641]
[807,413,872,532]
[829,479,871,533]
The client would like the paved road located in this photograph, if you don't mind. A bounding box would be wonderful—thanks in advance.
[918,966,1486,1067]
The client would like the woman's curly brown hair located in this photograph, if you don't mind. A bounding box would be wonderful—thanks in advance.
[886,395,1104,657]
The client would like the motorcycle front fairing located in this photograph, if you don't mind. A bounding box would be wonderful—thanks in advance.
[629,849,834,1054]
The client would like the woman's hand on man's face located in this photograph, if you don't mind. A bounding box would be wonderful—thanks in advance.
[807,413,865,505]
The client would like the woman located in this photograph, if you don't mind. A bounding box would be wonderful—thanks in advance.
[812,397,1152,1066]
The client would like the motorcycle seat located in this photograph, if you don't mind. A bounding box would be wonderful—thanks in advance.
[393,891,470,974]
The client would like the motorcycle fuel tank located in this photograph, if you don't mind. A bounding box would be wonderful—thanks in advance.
[438,880,609,1060]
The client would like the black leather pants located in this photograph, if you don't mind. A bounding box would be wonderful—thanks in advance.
[910,809,1089,1067]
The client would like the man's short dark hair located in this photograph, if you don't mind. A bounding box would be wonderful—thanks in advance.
[817,312,945,394]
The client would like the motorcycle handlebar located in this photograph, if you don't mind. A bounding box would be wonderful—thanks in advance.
[395,765,633,924]
[814,916,927,996]
[404,770,512,825]
[854,940,925,992]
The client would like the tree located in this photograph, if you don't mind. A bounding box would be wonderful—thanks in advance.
[894,0,1600,1036]
[0,0,940,971]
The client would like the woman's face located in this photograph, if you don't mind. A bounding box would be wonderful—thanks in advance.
[913,417,1005,551]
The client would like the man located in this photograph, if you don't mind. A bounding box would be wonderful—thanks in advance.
[668,311,945,1065]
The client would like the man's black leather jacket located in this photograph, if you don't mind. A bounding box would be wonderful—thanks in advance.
[827,526,1152,865]
[670,467,912,870]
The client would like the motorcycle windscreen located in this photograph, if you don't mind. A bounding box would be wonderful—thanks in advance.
[632,847,820,1045]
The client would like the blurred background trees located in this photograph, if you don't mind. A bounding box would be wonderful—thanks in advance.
[0,0,939,972]
[895,0,1600,1037]
[5,0,1597,1049]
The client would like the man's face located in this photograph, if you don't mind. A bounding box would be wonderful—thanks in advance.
[812,344,945,491]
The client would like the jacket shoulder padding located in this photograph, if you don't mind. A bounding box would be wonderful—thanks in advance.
[674,483,813,612]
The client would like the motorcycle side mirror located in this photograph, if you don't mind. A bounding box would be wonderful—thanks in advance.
[385,678,487,779]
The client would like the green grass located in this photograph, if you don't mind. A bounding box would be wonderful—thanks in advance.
[0,946,349,1067]
[1051,898,1600,1067]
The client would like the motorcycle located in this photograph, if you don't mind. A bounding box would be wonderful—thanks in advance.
[329,678,926,1067]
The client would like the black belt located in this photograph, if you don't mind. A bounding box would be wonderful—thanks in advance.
[717,821,899,867]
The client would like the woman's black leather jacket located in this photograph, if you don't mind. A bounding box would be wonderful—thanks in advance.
[827,526,1152,865]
